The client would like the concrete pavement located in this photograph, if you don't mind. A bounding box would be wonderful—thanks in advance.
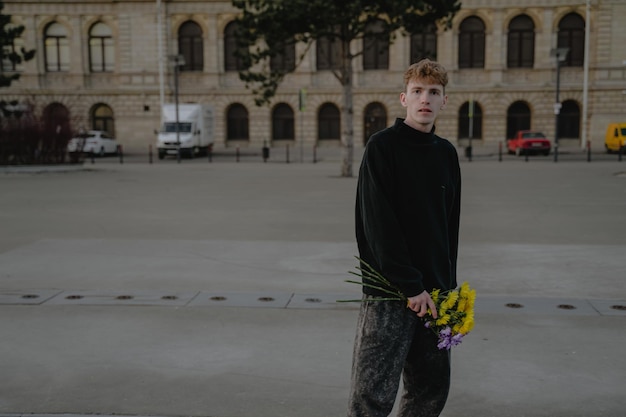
[1,150,625,417]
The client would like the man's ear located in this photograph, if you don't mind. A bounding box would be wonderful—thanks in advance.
[400,92,408,108]
[441,95,448,109]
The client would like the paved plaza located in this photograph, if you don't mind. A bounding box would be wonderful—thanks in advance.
[1,146,625,417]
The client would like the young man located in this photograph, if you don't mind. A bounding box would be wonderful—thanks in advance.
[348,59,461,417]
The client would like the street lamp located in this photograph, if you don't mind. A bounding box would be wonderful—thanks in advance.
[550,47,569,162]
[169,54,185,163]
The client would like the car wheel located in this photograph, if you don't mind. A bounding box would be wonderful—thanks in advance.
[543,150,550,156]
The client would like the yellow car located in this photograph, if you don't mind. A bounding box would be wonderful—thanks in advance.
[605,123,626,153]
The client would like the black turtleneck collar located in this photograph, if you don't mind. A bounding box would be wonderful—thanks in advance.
[392,118,437,145]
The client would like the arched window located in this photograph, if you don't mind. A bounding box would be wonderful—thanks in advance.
[226,103,249,140]
[363,102,387,144]
[410,24,437,63]
[458,17,485,69]
[458,101,483,139]
[91,103,115,136]
[559,100,580,138]
[316,27,341,70]
[558,13,585,67]
[318,103,340,140]
[270,39,295,72]
[363,20,389,70]
[272,103,294,140]
[507,15,534,68]
[178,21,203,71]
[224,21,245,72]
[506,101,531,139]
[89,22,114,72]
[44,22,69,72]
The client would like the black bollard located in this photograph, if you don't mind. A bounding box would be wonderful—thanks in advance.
[554,144,559,163]
[262,141,270,163]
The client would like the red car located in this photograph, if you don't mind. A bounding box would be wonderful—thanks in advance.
[507,130,551,156]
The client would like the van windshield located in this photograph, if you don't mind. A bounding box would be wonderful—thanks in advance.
[164,122,192,133]
[621,127,626,136]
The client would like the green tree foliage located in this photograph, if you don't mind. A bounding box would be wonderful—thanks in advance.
[232,0,461,176]
[0,0,36,88]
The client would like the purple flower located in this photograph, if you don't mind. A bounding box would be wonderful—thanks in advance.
[437,339,451,350]
[434,326,465,350]
[450,333,464,347]
[439,327,452,337]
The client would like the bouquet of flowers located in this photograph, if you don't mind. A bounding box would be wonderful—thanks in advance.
[340,258,476,350]
[423,282,476,350]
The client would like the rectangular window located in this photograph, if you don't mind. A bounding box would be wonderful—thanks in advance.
[45,38,69,72]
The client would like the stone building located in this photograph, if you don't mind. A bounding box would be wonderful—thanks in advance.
[2,0,625,154]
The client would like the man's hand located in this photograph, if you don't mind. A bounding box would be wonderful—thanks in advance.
[407,290,438,318]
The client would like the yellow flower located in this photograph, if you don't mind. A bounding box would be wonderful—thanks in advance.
[436,314,451,326]
[441,290,459,311]
[459,313,475,334]
[467,289,476,307]
[459,281,470,298]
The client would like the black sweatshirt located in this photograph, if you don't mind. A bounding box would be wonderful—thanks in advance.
[355,118,461,298]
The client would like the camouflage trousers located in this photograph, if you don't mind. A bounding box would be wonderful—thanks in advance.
[347,296,451,417]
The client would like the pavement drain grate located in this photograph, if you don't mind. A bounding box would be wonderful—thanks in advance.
[0,290,63,305]
[557,304,576,310]
[210,296,227,301]
[116,295,134,300]
[66,295,84,300]
[287,293,360,310]
[161,295,178,300]
[505,303,524,309]
[611,304,626,311]
[21,294,40,299]
[258,297,275,302]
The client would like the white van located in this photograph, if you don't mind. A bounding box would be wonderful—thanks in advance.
[157,104,214,159]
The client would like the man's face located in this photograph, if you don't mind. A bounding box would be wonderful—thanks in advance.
[400,78,447,133]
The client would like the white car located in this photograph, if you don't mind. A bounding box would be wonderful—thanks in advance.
[67,130,119,156]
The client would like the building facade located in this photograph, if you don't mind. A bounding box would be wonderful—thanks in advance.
[2,0,625,153]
